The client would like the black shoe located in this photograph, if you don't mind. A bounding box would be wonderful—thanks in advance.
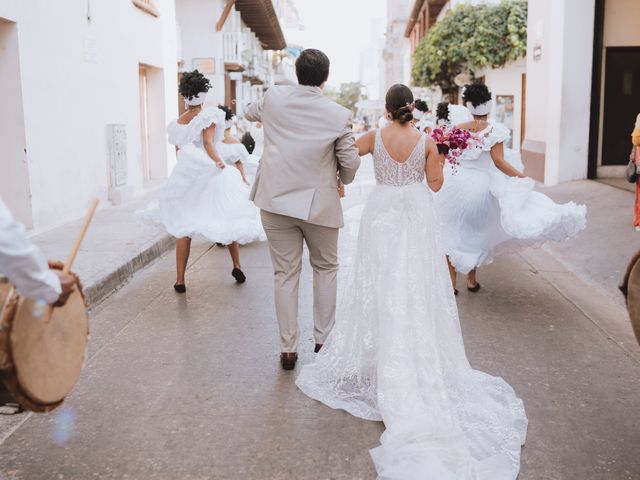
[454,289,459,296]
[232,268,246,284]
[280,352,298,370]
[467,282,481,293]
[314,343,323,353]
[174,283,186,293]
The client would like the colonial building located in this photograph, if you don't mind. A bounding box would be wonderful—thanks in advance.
[382,0,412,91]
[0,0,179,231]
[404,0,526,149]
[0,0,291,232]
[522,0,640,184]
[176,0,289,117]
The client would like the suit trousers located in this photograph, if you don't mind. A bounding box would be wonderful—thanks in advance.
[260,210,339,352]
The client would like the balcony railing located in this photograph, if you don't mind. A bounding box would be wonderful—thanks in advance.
[223,31,244,70]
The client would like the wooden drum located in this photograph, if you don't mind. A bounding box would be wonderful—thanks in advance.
[0,262,89,412]
[620,250,640,345]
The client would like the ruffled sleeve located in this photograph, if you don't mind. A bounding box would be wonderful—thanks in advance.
[167,107,226,146]
[481,123,511,151]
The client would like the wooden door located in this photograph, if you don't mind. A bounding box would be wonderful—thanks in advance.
[602,47,640,165]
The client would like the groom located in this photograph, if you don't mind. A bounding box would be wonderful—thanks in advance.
[245,49,360,370]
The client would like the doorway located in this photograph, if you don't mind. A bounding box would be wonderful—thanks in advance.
[602,47,640,166]
[138,64,168,183]
[0,19,32,227]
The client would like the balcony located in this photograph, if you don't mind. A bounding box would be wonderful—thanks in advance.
[223,32,245,72]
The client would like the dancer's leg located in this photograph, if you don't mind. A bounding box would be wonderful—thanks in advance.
[175,237,192,284]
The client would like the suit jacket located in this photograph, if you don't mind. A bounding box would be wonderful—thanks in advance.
[245,84,360,228]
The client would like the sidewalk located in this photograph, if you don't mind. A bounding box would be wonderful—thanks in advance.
[30,193,174,307]
[538,180,639,308]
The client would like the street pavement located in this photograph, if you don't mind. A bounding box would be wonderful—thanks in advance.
[1,162,639,480]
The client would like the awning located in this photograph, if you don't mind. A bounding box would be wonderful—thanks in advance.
[235,0,286,51]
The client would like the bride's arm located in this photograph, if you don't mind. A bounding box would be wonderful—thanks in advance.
[202,124,225,169]
[425,138,445,192]
[490,142,525,178]
[355,130,375,156]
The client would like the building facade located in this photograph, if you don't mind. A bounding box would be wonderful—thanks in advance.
[404,0,526,148]
[176,0,289,118]
[0,0,289,232]
[382,0,412,92]
[522,0,640,184]
[0,0,179,231]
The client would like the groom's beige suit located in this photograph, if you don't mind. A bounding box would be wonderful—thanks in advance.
[245,84,360,352]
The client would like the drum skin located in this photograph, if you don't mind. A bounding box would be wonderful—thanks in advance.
[0,263,88,412]
[621,251,640,345]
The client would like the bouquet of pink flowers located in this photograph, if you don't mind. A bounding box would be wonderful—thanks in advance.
[430,126,476,169]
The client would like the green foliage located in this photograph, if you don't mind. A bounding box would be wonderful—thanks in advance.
[326,82,367,113]
[412,0,527,91]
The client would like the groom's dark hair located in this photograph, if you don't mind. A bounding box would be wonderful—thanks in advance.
[295,49,330,87]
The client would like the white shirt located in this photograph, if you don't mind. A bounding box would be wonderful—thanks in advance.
[0,198,61,303]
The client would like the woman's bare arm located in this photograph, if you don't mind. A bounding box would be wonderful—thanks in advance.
[356,130,376,156]
[235,160,249,184]
[202,124,225,169]
[425,138,445,192]
[490,142,525,178]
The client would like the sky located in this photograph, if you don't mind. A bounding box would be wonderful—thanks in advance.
[285,0,387,89]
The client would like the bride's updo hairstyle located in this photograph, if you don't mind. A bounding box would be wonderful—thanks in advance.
[385,84,414,124]
[179,70,211,101]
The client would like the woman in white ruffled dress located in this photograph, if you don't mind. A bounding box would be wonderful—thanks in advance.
[216,105,251,184]
[161,71,265,292]
[435,82,586,293]
[296,84,528,480]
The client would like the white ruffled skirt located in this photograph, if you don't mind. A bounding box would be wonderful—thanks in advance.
[436,165,586,274]
[157,144,265,245]
[296,182,527,479]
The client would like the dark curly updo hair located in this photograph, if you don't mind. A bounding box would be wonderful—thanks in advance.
[179,70,211,100]
[217,105,234,121]
[462,81,492,107]
[414,99,429,113]
[436,102,450,123]
[385,84,414,124]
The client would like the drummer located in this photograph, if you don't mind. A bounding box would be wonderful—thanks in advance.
[0,198,74,307]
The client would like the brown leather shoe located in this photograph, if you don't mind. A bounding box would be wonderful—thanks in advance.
[280,352,298,370]
[314,343,323,353]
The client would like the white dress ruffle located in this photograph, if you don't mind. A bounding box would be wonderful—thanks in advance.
[436,122,586,274]
[152,108,265,245]
[296,130,527,479]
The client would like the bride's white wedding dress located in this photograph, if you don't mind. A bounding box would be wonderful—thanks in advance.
[296,130,527,479]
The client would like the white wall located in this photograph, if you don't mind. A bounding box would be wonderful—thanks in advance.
[175,0,226,106]
[0,17,31,226]
[476,59,526,149]
[0,0,179,231]
[543,0,595,185]
[524,0,595,185]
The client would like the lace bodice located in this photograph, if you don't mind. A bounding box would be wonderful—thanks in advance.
[373,130,426,186]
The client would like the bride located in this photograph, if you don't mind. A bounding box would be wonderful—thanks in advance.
[296,84,527,479]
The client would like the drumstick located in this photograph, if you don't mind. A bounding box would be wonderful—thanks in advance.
[63,199,99,274]
[44,199,99,322]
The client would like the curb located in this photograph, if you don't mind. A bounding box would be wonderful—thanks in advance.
[84,234,175,307]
